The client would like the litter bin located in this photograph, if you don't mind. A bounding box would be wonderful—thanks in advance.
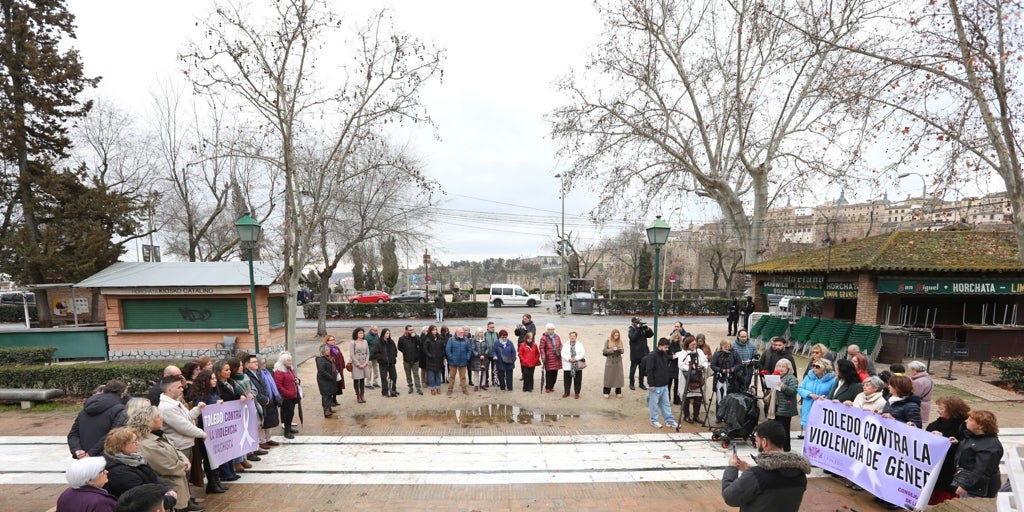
[570,293,594,315]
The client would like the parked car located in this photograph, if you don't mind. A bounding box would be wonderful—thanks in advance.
[391,289,428,303]
[488,283,542,307]
[348,290,390,303]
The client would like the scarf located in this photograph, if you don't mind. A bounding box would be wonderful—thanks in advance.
[109,451,145,467]
[888,394,906,405]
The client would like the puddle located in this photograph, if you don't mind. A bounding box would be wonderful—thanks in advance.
[346,403,612,426]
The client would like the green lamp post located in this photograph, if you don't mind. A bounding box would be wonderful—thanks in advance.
[235,212,262,354]
[646,215,671,342]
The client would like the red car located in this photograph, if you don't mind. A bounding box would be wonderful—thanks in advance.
[348,290,390,303]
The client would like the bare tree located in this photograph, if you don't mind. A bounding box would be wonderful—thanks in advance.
[553,227,609,280]
[182,0,443,350]
[605,225,645,288]
[791,0,1024,263]
[304,137,438,335]
[551,0,870,264]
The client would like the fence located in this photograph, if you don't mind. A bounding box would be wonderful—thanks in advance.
[904,335,987,378]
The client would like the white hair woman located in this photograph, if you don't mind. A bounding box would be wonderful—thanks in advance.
[273,351,300,439]
[57,456,117,512]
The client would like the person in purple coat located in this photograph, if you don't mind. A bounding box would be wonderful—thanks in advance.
[56,456,117,512]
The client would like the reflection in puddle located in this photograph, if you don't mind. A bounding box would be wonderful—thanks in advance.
[348,404,601,426]
[414,404,578,425]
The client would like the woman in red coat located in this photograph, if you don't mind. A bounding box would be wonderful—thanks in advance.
[516,332,540,392]
[538,323,563,393]
[272,353,300,439]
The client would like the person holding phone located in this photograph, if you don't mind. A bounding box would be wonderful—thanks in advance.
[721,421,811,511]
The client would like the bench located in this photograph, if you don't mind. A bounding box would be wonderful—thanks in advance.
[0,388,63,409]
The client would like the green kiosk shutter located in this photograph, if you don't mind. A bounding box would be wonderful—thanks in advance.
[122,298,249,330]
[268,296,285,326]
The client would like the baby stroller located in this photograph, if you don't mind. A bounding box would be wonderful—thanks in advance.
[710,391,759,448]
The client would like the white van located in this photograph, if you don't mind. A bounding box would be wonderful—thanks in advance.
[489,284,542,307]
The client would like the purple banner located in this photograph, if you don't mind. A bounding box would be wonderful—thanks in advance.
[201,399,259,467]
[804,400,951,510]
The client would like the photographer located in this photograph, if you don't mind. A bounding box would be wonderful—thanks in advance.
[628,317,653,390]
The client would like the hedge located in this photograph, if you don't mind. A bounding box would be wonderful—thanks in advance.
[0,304,37,323]
[0,346,57,365]
[304,301,489,319]
[992,356,1024,389]
[595,298,733,316]
[0,362,175,397]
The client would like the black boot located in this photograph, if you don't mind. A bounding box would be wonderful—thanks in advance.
[206,480,227,494]
[284,427,295,439]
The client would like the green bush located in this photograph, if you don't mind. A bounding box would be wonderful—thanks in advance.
[992,356,1024,389]
[595,298,732,316]
[0,362,175,397]
[304,301,489,319]
[0,346,57,365]
[0,304,37,323]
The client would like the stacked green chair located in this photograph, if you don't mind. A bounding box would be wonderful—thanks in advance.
[789,317,820,355]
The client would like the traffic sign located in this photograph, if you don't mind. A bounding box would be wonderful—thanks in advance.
[411,275,419,283]
[426,276,431,282]
[669,273,677,283]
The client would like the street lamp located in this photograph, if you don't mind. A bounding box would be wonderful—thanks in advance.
[554,173,567,317]
[898,172,928,200]
[423,250,431,295]
[646,215,671,341]
[235,212,262,354]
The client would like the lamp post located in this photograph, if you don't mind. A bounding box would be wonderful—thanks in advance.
[235,212,262,354]
[898,172,928,200]
[554,173,567,317]
[423,250,431,295]
[646,215,671,342]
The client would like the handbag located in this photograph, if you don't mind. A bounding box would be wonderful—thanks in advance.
[501,353,515,364]
[345,362,353,372]
[576,358,587,369]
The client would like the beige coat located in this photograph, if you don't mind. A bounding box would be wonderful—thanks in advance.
[350,339,371,380]
[158,394,205,451]
[138,431,190,505]
[602,342,625,389]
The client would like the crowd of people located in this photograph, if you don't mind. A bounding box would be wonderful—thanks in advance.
[56,315,1008,511]
[60,351,301,512]
[713,333,1006,510]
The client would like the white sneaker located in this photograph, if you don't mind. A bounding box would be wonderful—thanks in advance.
[667,422,680,429]
[651,421,664,429]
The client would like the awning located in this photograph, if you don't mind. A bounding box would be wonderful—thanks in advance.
[877,278,1024,295]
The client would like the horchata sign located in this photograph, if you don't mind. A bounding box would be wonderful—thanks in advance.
[201,399,260,467]
[804,400,951,510]
[877,278,1024,295]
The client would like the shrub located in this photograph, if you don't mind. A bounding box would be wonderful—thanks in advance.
[0,346,57,365]
[992,356,1024,389]
[0,304,37,323]
[304,301,488,319]
[594,298,732,316]
[0,362,176,397]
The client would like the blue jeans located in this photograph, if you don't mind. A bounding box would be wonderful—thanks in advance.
[427,369,443,388]
[648,385,675,424]
[435,308,444,322]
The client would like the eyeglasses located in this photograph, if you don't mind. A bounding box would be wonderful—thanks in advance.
[812,364,823,369]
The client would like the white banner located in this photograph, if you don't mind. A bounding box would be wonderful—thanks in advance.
[803,400,951,510]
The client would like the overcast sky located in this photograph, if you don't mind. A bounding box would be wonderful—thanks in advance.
[64,0,992,266]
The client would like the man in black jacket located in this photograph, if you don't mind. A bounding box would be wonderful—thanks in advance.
[762,337,796,377]
[727,299,740,336]
[628,317,653,390]
[67,380,127,458]
[398,325,423,395]
[643,338,678,429]
[721,420,811,512]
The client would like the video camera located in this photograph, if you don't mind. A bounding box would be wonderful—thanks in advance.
[742,352,761,369]
[631,317,647,326]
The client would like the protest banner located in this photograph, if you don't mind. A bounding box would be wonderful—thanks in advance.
[201,399,260,467]
[803,400,951,510]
